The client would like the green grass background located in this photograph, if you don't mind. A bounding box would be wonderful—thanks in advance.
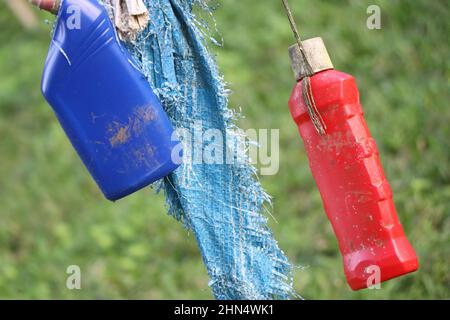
[0,0,449,299]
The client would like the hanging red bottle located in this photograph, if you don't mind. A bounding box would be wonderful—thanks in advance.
[288,37,418,290]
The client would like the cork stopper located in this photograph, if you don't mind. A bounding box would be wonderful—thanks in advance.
[289,37,334,81]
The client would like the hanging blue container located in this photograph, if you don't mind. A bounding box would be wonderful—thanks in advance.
[41,0,181,200]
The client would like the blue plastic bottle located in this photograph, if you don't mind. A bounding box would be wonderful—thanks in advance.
[41,0,181,200]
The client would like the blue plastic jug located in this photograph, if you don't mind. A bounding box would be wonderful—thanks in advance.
[40,0,181,201]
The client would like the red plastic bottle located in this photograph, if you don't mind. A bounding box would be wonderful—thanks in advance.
[31,0,59,13]
[288,38,418,290]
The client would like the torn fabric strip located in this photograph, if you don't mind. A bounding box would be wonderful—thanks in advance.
[107,0,297,299]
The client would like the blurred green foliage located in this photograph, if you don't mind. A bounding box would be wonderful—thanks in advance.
[0,0,449,299]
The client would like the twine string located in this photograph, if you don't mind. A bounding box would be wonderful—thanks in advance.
[281,0,327,135]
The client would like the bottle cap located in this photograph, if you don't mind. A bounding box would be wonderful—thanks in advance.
[30,0,61,14]
[289,37,334,81]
